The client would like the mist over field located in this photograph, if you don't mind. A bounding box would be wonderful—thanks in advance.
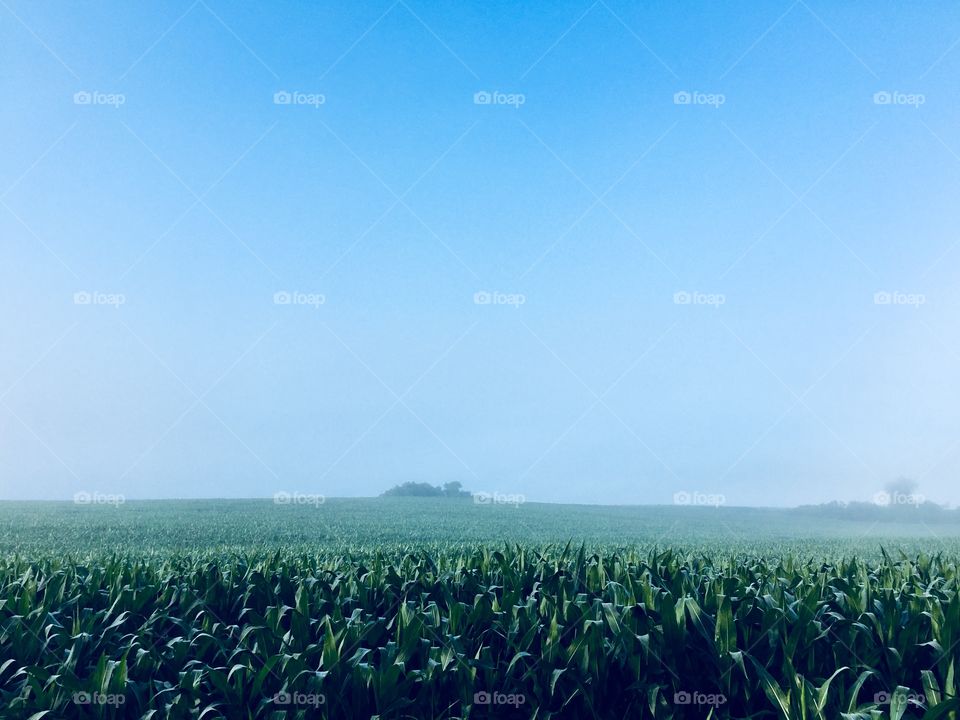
[3,2,960,508]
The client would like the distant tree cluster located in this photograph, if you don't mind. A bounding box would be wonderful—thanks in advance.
[796,478,956,522]
[380,481,471,498]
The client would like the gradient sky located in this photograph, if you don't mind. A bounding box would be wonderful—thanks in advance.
[2,1,960,505]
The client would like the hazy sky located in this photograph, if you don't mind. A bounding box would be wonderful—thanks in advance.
[3,1,960,505]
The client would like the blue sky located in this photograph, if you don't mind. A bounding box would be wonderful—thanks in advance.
[2,0,960,505]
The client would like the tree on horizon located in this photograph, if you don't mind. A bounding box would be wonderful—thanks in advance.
[381,481,471,498]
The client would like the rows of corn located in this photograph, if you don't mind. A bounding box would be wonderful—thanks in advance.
[2,546,959,718]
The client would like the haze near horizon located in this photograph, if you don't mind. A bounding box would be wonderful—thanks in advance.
[3,1,960,506]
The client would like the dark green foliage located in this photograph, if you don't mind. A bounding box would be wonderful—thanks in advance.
[380,481,471,498]
[2,547,960,718]
[3,501,960,718]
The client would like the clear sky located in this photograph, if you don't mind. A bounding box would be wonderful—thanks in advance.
[2,1,960,505]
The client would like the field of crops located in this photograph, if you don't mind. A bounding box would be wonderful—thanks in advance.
[2,500,960,718]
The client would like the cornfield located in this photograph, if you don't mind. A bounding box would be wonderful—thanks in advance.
[3,533,960,718]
